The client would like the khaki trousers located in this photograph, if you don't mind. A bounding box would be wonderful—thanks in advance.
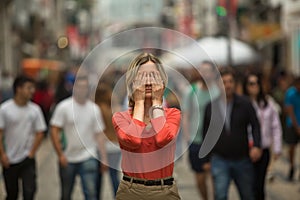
[116,179,181,200]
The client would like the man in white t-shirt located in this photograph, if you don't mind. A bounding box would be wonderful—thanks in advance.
[0,75,46,200]
[50,76,108,200]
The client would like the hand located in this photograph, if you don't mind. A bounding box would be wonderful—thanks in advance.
[0,153,10,169]
[249,147,262,162]
[203,162,211,171]
[273,153,281,161]
[132,72,147,102]
[150,71,164,102]
[28,152,34,159]
[59,154,68,168]
[100,163,109,173]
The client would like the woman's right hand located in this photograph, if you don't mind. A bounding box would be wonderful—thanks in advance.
[132,72,147,102]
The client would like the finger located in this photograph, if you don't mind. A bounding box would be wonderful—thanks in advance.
[144,72,148,83]
[149,72,155,84]
[152,71,158,84]
[133,73,141,88]
[154,71,163,85]
[134,72,144,88]
[146,72,151,85]
[137,71,144,85]
[141,72,147,86]
[155,71,162,83]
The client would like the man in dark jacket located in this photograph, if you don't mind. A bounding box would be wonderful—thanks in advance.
[203,68,261,200]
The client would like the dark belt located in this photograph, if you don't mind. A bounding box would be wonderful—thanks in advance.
[123,176,174,186]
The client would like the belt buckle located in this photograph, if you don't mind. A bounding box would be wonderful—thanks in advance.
[144,180,156,186]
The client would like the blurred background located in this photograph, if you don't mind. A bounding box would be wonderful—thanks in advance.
[1,1,300,199]
[0,0,299,91]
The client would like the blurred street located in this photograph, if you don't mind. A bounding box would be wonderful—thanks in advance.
[0,137,299,200]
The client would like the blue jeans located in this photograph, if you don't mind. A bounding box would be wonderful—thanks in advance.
[108,151,121,197]
[59,158,99,200]
[211,155,254,200]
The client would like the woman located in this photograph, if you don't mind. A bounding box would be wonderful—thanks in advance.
[112,52,181,200]
[243,73,282,200]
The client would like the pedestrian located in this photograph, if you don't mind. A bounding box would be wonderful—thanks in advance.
[95,83,121,198]
[203,67,262,200]
[182,61,219,200]
[0,75,46,200]
[0,70,14,103]
[243,73,282,200]
[54,70,75,104]
[50,75,108,200]
[284,76,300,181]
[112,52,181,200]
[32,79,54,133]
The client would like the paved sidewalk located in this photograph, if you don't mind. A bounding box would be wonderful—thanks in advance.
[0,138,300,199]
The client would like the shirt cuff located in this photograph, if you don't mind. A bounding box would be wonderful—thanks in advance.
[50,122,63,128]
[273,147,282,155]
[150,116,166,133]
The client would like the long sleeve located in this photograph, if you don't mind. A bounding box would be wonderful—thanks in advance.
[248,102,261,148]
[112,112,145,150]
[270,106,282,154]
[201,103,212,162]
[151,108,181,147]
[202,103,210,142]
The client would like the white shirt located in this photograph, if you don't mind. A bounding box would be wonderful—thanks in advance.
[50,97,105,163]
[0,99,46,164]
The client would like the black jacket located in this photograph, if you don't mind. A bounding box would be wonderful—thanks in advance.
[203,94,261,160]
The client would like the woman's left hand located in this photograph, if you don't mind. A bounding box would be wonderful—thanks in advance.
[150,72,164,103]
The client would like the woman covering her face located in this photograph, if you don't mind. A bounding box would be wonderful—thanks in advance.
[112,52,181,200]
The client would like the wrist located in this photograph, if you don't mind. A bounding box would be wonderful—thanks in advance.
[134,100,144,106]
[28,152,34,157]
[58,152,64,157]
[152,100,162,106]
[0,149,6,157]
[149,105,164,118]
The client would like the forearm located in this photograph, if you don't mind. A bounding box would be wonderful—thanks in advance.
[29,132,44,157]
[112,114,144,149]
[252,127,261,147]
[150,100,165,118]
[50,126,64,157]
[153,109,181,147]
[286,106,299,128]
[273,131,282,154]
[0,130,6,156]
[97,133,108,164]
[272,111,283,154]
[133,101,144,121]
[249,105,261,147]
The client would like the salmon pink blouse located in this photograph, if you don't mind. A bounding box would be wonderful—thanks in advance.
[112,107,181,180]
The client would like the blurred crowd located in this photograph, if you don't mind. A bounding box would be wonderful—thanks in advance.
[0,58,300,200]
